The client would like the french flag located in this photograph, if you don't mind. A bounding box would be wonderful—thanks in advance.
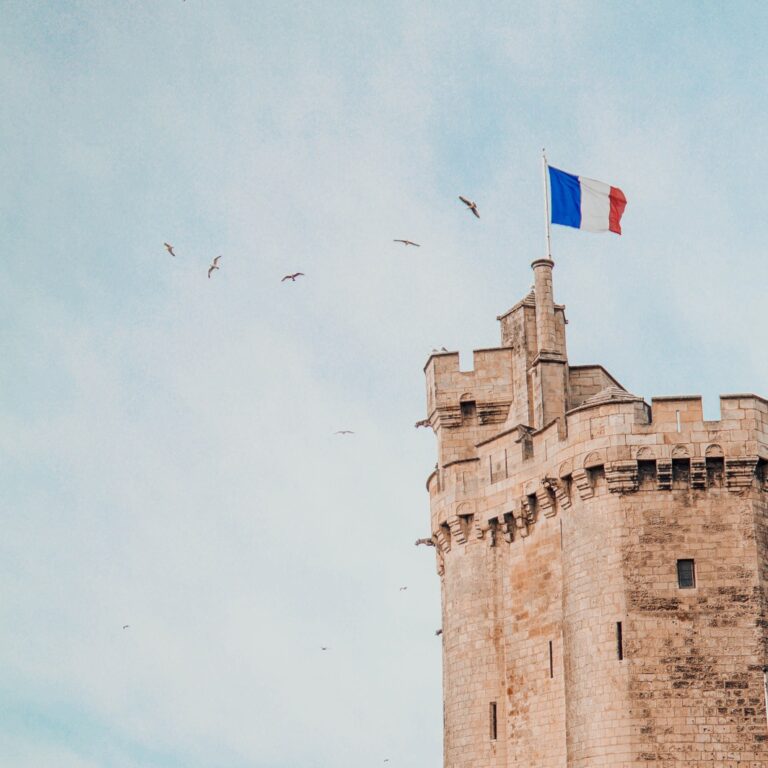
[548,165,627,235]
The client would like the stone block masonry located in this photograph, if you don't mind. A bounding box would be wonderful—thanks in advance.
[422,258,768,767]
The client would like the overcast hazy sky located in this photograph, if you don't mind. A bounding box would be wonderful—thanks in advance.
[4,2,768,766]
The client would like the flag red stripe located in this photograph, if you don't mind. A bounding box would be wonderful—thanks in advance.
[608,186,627,235]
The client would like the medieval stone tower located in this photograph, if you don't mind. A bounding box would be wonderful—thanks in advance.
[422,257,768,767]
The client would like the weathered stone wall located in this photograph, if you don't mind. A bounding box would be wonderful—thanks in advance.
[622,488,767,765]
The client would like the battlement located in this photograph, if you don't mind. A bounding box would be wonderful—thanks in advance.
[427,392,768,549]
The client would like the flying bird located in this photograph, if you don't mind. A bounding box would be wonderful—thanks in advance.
[459,195,480,218]
[163,242,176,257]
[435,628,443,636]
[321,646,330,651]
[393,239,420,247]
[122,625,130,629]
[281,272,304,282]
[399,586,408,591]
[208,255,222,278]
[334,430,354,435]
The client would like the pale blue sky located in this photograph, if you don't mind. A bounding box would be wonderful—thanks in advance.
[3,2,768,766]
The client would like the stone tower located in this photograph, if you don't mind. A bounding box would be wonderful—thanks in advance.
[422,258,768,767]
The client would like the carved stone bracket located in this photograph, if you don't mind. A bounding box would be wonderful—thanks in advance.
[657,459,672,491]
[435,527,451,554]
[690,457,707,489]
[606,461,638,494]
[726,456,759,493]
[520,495,537,528]
[544,476,572,511]
[536,485,557,518]
[447,515,467,546]
[501,512,516,542]
[571,468,593,500]
[478,400,513,425]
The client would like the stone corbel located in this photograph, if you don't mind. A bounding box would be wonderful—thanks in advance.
[656,459,672,491]
[435,526,451,554]
[571,468,593,501]
[535,484,557,518]
[690,457,707,489]
[447,515,467,545]
[545,475,572,511]
[726,456,759,493]
[606,460,638,494]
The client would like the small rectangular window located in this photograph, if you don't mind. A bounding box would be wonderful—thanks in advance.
[548,640,553,678]
[616,622,623,660]
[677,558,695,588]
[489,701,497,741]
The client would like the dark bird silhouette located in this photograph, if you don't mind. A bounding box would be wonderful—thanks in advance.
[459,195,480,218]
[399,586,408,591]
[435,628,443,636]
[208,255,222,278]
[122,625,130,629]
[415,537,435,547]
[281,272,304,282]
[393,239,420,247]
[334,430,354,435]
[164,243,176,257]
[414,419,430,429]
[321,646,329,651]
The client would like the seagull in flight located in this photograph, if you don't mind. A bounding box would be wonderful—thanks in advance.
[163,242,176,257]
[281,272,305,282]
[334,430,354,435]
[393,239,420,247]
[208,255,222,278]
[459,195,480,218]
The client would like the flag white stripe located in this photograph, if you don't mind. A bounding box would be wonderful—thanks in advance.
[579,176,611,232]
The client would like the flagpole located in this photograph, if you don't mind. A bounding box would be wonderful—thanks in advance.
[542,148,552,260]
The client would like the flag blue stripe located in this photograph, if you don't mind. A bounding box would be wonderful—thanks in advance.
[548,166,581,229]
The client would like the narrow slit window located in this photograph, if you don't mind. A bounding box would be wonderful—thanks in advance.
[616,621,623,660]
[489,701,497,741]
[677,558,695,588]
[548,640,553,678]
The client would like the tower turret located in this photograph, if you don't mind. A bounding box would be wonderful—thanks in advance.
[422,257,768,768]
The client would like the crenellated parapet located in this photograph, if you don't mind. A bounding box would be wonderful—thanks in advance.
[426,392,768,565]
